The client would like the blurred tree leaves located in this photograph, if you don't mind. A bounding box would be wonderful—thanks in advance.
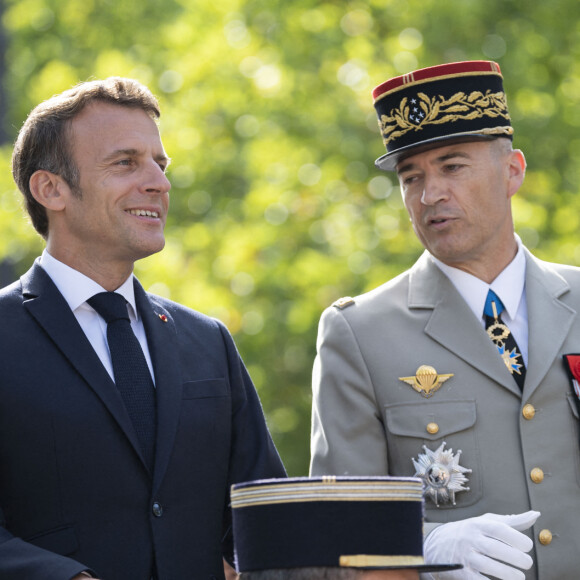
[2,0,580,474]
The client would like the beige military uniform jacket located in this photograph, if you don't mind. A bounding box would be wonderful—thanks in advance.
[310,248,580,580]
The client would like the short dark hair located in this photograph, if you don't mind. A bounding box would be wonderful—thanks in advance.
[11,77,161,239]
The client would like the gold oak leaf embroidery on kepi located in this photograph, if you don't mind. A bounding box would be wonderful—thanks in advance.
[379,90,510,146]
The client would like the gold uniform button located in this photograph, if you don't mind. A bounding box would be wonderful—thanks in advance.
[522,404,535,420]
[426,422,439,435]
[530,467,544,483]
[539,529,553,545]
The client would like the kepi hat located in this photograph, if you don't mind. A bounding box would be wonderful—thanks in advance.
[231,476,461,573]
[372,60,513,171]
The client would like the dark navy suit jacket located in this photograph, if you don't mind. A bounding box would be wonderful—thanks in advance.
[0,260,286,579]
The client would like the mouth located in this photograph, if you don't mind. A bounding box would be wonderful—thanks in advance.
[426,216,456,229]
[428,215,455,224]
[126,209,160,218]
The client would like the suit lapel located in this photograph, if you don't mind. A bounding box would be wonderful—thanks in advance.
[523,250,575,397]
[409,252,521,396]
[134,280,183,492]
[21,262,144,458]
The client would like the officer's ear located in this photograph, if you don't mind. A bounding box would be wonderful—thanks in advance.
[29,170,69,211]
[506,149,526,199]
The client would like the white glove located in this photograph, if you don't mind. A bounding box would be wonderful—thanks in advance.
[422,510,541,580]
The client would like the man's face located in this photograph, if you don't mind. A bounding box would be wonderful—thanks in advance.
[396,139,525,280]
[51,101,171,274]
[360,569,419,580]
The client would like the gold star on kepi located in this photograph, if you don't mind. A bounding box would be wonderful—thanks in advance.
[399,365,453,398]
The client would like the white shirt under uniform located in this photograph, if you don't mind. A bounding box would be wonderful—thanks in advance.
[431,235,528,366]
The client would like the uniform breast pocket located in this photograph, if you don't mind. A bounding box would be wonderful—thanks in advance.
[384,399,481,509]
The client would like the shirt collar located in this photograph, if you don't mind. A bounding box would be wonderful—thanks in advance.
[430,235,526,322]
[39,250,139,320]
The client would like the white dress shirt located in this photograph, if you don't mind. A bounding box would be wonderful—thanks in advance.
[39,250,156,383]
[430,236,528,366]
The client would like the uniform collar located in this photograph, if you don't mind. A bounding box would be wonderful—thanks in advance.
[430,235,526,322]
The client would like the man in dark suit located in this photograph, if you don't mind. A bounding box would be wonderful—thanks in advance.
[1,77,285,580]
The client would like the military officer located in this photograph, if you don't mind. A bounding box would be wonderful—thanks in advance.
[310,61,580,579]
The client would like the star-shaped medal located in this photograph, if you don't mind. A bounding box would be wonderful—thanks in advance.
[497,343,523,375]
[412,442,472,506]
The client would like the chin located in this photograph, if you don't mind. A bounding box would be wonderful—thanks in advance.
[133,240,166,261]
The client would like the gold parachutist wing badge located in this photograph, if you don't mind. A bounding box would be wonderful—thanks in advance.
[399,365,453,398]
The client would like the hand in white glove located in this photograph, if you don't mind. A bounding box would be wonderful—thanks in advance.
[422,510,541,580]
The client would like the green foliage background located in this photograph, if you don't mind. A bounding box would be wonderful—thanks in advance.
[1,0,580,475]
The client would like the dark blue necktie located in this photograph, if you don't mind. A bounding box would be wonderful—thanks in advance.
[484,289,526,390]
[88,292,156,470]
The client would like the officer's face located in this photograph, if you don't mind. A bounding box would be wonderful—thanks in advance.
[396,139,526,282]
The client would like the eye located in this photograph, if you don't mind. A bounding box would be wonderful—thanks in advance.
[116,158,134,167]
[444,163,464,173]
[400,174,422,188]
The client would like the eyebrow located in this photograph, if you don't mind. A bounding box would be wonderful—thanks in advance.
[397,151,471,176]
[103,148,172,166]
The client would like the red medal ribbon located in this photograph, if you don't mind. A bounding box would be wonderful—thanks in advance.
[563,354,580,400]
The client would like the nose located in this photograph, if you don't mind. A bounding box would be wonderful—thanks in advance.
[142,160,171,195]
[420,174,448,206]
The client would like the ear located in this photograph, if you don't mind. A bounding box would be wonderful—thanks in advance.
[29,170,69,211]
[506,149,526,199]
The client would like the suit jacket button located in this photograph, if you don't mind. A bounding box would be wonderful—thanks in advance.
[152,501,163,517]
[530,467,544,483]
